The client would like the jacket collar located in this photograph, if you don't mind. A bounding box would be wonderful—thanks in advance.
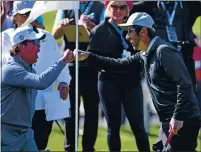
[8,55,31,70]
[145,36,161,57]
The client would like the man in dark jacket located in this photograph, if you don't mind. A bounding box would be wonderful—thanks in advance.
[75,12,201,151]
[130,1,201,90]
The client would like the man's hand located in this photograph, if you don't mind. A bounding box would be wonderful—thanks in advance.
[169,118,183,135]
[60,49,75,64]
[59,18,74,27]
[73,50,90,61]
[79,14,96,31]
[58,82,69,100]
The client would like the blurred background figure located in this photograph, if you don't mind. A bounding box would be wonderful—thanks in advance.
[1,1,45,31]
[52,1,105,151]
[86,1,150,151]
[1,1,14,31]
[193,16,201,110]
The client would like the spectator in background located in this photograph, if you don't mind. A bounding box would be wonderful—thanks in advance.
[1,1,14,31]
[52,1,105,151]
[1,1,72,151]
[1,1,45,31]
[86,1,150,151]
[12,1,45,30]
[1,25,73,152]
[193,16,201,110]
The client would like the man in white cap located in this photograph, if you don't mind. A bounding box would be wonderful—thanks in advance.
[1,25,74,152]
[75,12,201,151]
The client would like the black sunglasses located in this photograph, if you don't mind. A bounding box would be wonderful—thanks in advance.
[21,40,40,45]
[110,5,127,11]
[19,11,31,17]
[127,28,135,34]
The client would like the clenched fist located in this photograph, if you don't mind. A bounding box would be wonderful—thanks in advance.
[60,49,75,63]
[73,50,90,61]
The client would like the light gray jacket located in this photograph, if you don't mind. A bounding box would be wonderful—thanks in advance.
[1,55,66,127]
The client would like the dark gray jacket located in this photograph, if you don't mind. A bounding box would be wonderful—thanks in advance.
[87,37,201,122]
[130,1,201,88]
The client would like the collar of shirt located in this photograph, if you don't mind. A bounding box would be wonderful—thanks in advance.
[10,55,30,70]
[145,36,159,56]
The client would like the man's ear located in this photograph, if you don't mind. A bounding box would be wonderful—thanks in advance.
[140,27,148,37]
[17,43,25,50]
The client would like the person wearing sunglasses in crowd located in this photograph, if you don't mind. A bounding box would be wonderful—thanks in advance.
[75,12,201,152]
[1,25,74,152]
[1,1,71,151]
[52,1,105,151]
[83,1,150,151]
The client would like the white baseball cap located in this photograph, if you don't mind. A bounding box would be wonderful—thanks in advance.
[13,1,34,15]
[11,25,45,46]
[119,12,155,31]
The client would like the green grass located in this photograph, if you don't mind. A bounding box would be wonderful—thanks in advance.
[47,125,201,151]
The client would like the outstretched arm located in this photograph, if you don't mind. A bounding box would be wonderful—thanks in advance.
[2,50,74,90]
[75,50,142,71]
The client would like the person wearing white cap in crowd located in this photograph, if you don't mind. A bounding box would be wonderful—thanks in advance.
[1,1,14,31]
[12,1,45,29]
[74,12,201,151]
[1,1,72,151]
[1,25,74,152]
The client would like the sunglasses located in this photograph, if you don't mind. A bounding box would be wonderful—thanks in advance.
[23,40,40,45]
[32,40,40,45]
[19,11,31,17]
[110,5,127,11]
[127,28,135,34]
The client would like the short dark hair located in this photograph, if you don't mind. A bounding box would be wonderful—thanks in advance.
[133,25,155,39]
